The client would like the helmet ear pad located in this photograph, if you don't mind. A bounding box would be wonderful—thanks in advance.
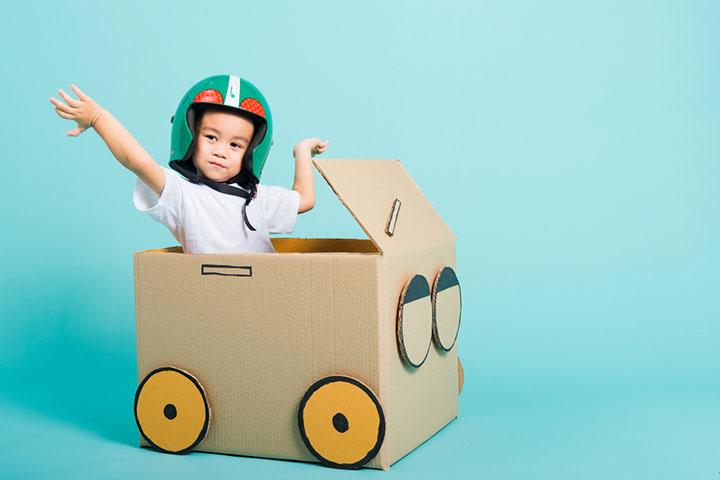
[179,104,266,188]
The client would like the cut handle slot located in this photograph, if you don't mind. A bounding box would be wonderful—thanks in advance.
[201,264,253,277]
[385,199,401,237]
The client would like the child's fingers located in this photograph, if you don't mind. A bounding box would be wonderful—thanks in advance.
[49,97,74,114]
[58,89,80,107]
[70,84,89,100]
[48,96,63,108]
[54,107,75,120]
[67,126,85,137]
[311,145,327,157]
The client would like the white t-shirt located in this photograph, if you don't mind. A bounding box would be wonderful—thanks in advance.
[133,168,300,253]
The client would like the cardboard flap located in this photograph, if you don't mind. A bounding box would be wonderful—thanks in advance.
[314,159,455,254]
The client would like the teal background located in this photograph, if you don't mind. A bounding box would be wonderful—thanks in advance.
[1,0,718,478]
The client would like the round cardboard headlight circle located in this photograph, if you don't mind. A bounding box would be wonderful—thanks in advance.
[431,266,461,351]
[397,274,433,367]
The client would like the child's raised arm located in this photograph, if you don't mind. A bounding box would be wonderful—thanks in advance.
[292,138,328,213]
[50,85,165,195]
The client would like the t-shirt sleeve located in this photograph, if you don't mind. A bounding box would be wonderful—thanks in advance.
[132,168,184,231]
[260,184,301,234]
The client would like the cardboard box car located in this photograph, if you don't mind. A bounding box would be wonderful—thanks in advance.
[133,159,463,470]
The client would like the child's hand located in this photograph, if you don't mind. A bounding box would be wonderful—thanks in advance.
[49,84,103,137]
[293,138,329,158]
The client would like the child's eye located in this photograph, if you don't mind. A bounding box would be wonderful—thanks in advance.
[205,135,216,141]
[231,143,243,149]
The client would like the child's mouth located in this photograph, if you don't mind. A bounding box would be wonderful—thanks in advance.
[209,161,226,169]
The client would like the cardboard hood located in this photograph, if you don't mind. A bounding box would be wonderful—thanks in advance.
[314,159,455,254]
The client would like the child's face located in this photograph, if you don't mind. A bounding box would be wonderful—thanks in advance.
[193,109,255,183]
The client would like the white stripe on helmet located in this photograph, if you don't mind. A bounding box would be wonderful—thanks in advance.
[224,75,241,108]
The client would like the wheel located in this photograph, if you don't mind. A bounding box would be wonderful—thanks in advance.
[298,376,385,469]
[397,274,432,367]
[134,366,210,454]
[431,266,461,351]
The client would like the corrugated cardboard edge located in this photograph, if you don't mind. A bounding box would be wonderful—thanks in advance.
[133,252,145,447]
[376,254,391,470]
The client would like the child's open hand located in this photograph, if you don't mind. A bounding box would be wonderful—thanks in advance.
[49,84,103,137]
[294,138,329,158]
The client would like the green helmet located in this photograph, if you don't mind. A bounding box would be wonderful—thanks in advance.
[169,74,273,180]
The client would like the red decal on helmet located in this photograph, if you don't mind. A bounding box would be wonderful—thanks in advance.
[240,98,265,118]
[193,89,223,104]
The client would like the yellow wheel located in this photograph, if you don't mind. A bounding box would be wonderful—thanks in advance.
[298,376,385,469]
[134,367,210,454]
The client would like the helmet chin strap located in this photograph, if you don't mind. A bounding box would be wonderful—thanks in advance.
[169,160,257,232]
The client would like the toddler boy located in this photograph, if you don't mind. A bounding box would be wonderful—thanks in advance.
[50,74,327,253]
